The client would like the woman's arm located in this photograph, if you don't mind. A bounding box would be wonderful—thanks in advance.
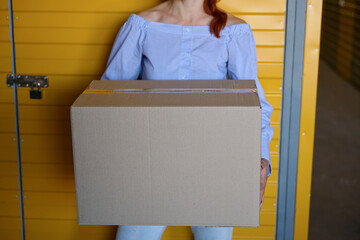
[227,27,275,179]
[227,25,275,209]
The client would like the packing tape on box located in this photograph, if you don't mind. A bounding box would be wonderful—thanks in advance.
[82,88,257,94]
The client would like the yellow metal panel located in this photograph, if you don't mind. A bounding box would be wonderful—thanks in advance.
[0,176,76,192]
[0,190,20,217]
[234,226,275,238]
[0,57,11,72]
[8,59,107,75]
[0,43,11,57]
[0,217,22,240]
[0,73,10,87]
[268,155,279,171]
[259,64,283,78]
[293,0,323,239]
[271,109,281,123]
[0,118,71,135]
[219,0,286,13]
[260,79,282,93]
[0,1,8,9]
[0,104,70,120]
[0,10,9,25]
[15,135,72,150]
[0,148,74,164]
[0,218,116,240]
[0,26,10,41]
[258,48,284,63]
[10,44,112,60]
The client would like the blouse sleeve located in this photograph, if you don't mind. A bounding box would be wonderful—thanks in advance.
[227,27,275,178]
[100,18,146,80]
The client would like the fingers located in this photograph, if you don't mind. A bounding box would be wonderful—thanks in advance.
[260,191,264,210]
[260,186,264,209]
[260,180,266,210]
[260,158,269,210]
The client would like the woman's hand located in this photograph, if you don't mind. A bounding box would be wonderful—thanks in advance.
[260,158,270,210]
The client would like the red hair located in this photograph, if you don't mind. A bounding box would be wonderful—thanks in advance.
[203,0,227,38]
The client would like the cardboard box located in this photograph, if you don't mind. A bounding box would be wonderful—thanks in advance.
[70,80,261,226]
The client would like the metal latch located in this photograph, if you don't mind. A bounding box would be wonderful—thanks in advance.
[7,74,49,99]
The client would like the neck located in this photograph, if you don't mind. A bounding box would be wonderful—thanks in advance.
[167,0,208,22]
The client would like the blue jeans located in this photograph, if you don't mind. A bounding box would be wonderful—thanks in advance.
[115,225,234,240]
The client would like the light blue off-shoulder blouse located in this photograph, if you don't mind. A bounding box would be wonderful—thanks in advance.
[100,13,274,178]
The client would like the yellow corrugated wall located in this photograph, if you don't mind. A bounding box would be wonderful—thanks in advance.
[0,0,318,239]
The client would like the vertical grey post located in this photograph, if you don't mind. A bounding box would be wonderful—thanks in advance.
[275,0,307,239]
[7,0,26,239]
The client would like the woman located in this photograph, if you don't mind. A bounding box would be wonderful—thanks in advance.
[100,0,274,239]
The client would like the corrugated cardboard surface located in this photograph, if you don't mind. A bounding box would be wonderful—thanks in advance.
[70,80,261,226]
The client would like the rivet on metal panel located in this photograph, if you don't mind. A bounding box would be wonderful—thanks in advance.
[12,138,16,141]
[15,195,18,198]
[15,16,18,19]
[276,145,279,148]
[309,4,312,8]
[6,16,9,19]
[21,139,24,142]
[280,87,282,90]
[302,132,305,136]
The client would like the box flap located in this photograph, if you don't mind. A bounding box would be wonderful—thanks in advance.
[71,80,261,107]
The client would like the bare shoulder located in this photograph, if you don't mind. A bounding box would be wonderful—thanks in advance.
[225,12,247,26]
[136,3,167,22]
[137,10,160,22]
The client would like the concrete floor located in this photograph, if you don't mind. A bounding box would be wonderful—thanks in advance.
[308,60,360,239]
